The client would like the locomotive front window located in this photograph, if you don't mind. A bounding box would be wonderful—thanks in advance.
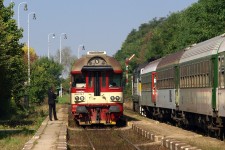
[109,73,122,87]
[72,74,86,88]
[88,72,93,87]
[102,72,106,87]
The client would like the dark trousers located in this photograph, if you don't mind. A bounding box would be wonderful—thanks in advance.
[49,103,57,120]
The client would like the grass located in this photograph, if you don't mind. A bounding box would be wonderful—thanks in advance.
[0,94,70,150]
[0,129,35,150]
[0,105,48,150]
[58,93,70,104]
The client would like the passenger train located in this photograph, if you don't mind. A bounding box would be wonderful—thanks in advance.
[132,33,225,139]
[70,51,123,125]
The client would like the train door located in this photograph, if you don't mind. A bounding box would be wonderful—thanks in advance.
[152,72,157,103]
[94,72,100,96]
[218,54,225,116]
[90,71,107,96]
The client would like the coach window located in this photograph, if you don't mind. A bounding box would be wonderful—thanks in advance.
[194,64,196,87]
[182,66,185,88]
[219,55,225,88]
[109,73,121,87]
[205,61,209,87]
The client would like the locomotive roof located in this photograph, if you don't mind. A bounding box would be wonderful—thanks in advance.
[157,50,185,70]
[71,51,122,73]
[180,33,225,63]
[141,58,162,75]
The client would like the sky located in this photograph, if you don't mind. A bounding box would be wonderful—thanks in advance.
[5,0,198,58]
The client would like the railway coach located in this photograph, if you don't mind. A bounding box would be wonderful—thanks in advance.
[132,63,148,112]
[70,51,123,125]
[133,33,225,139]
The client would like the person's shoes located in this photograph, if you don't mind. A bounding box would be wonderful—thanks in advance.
[54,118,58,120]
[49,119,52,121]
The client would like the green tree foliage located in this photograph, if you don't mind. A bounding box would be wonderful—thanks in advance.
[157,0,225,55]
[29,57,62,104]
[0,1,26,116]
[114,18,165,72]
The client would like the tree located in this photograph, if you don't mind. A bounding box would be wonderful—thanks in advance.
[0,1,26,116]
[54,46,77,78]
[29,57,62,104]
[22,44,38,64]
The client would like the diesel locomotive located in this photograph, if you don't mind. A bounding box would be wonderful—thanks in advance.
[132,33,225,139]
[70,51,123,125]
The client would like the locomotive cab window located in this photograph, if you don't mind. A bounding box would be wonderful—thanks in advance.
[72,74,86,88]
[109,73,122,88]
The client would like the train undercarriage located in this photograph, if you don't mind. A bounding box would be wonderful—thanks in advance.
[72,104,123,125]
[139,105,225,140]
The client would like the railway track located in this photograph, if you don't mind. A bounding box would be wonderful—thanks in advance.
[67,126,165,150]
[83,130,95,150]
[117,134,141,150]
[67,105,225,150]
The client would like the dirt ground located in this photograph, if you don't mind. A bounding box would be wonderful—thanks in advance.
[123,102,225,150]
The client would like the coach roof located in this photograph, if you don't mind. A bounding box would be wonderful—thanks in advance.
[157,50,185,70]
[141,58,162,75]
[180,33,225,63]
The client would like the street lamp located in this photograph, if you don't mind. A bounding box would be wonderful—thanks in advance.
[27,12,36,85]
[78,44,85,59]
[59,33,67,64]
[18,2,28,28]
[48,33,55,59]
[59,33,67,97]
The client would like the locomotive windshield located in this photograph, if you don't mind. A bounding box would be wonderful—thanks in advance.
[109,73,122,87]
[72,74,86,88]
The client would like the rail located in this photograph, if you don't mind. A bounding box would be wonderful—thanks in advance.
[84,129,96,150]
[118,134,141,150]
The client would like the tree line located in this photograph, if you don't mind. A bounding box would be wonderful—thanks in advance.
[0,1,76,118]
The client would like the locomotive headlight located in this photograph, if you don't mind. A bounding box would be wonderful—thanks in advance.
[116,96,120,101]
[75,96,79,101]
[80,96,85,101]
[110,96,115,101]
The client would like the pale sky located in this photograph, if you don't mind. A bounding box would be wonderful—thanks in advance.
[5,0,198,57]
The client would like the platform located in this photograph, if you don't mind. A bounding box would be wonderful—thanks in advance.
[22,105,68,150]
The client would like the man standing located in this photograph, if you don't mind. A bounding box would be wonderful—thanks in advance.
[48,86,58,121]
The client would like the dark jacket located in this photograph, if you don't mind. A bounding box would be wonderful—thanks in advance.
[48,89,57,104]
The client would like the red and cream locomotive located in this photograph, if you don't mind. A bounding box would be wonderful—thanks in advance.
[70,51,123,125]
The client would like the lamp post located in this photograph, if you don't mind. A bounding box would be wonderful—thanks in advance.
[27,12,36,85]
[18,2,28,28]
[59,33,67,97]
[59,33,67,64]
[48,33,55,59]
[78,44,85,59]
